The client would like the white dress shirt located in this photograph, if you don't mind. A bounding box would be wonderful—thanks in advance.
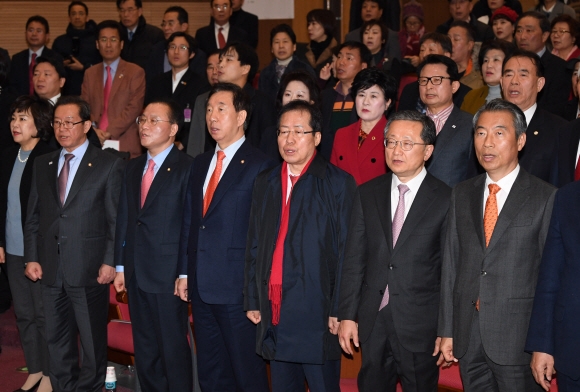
[523,103,537,127]
[29,47,44,64]
[58,139,90,203]
[482,164,520,216]
[203,135,245,196]
[214,22,230,48]
[172,67,188,93]
[390,167,427,222]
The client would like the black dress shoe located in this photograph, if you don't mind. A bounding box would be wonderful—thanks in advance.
[13,378,41,392]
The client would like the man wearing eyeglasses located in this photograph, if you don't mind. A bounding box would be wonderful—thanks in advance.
[244,100,356,391]
[145,32,210,152]
[113,100,194,391]
[24,95,125,392]
[81,20,145,158]
[338,110,451,392]
[117,0,164,71]
[195,0,249,56]
[418,54,479,187]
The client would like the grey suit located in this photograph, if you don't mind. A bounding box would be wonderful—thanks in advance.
[439,169,555,391]
[24,144,124,392]
[426,106,479,188]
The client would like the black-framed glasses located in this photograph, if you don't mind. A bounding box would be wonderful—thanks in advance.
[52,120,84,129]
[277,128,315,137]
[136,116,172,126]
[384,138,427,151]
[417,76,452,86]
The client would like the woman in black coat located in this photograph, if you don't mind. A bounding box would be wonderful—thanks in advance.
[0,96,56,392]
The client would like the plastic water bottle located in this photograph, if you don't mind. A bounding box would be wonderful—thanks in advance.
[105,366,117,392]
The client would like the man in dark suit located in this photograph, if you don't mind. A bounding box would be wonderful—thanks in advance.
[349,0,401,32]
[245,100,357,391]
[436,0,494,42]
[501,50,566,186]
[338,111,451,391]
[24,96,125,392]
[176,83,270,392]
[145,32,211,151]
[439,99,556,391]
[195,0,249,56]
[525,181,580,391]
[10,16,63,97]
[419,55,479,187]
[114,100,193,391]
[556,118,580,187]
[230,0,258,49]
[514,12,571,113]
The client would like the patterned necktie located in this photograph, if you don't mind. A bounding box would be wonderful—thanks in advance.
[58,154,75,205]
[128,31,134,41]
[484,184,501,247]
[29,53,37,96]
[379,184,410,310]
[218,27,226,49]
[203,151,226,216]
[275,63,286,83]
[99,65,112,131]
[141,159,155,208]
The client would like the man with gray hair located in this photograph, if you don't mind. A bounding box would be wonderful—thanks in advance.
[439,98,556,391]
[338,110,451,391]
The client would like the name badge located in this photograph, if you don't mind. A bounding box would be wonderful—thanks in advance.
[184,104,191,123]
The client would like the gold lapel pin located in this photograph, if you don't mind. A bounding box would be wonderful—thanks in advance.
[88,163,92,167]
[119,74,124,79]
[181,81,187,85]
[241,160,245,164]
[534,131,539,135]
[371,136,376,140]
[167,168,171,171]
[49,161,53,165]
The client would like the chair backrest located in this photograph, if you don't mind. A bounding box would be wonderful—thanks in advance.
[109,284,131,321]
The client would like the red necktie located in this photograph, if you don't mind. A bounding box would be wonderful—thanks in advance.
[99,65,112,131]
[29,53,37,96]
[141,159,155,208]
[484,184,501,247]
[218,27,226,49]
[58,154,75,205]
[574,154,580,181]
[203,151,226,216]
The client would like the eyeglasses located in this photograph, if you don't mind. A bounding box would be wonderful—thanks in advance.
[212,4,229,11]
[136,116,172,126]
[417,76,452,86]
[277,128,315,137]
[52,120,84,129]
[99,37,119,43]
[161,20,176,28]
[119,7,138,14]
[169,44,189,52]
[551,29,570,35]
[384,138,427,151]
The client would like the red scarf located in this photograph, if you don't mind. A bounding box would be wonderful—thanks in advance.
[269,151,317,325]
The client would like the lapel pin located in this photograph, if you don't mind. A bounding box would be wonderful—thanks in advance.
[534,130,539,135]
[452,125,456,128]
[371,136,376,140]
[49,161,53,165]
[241,160,245,164]
[88,163,92,167]
[119,74,124,79]
[181,81,187,85]
[167,168,171,171]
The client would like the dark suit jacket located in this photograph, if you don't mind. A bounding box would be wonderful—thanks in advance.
[519,108,565,186]
[9,47,63,96]
[258,57,316,101]
[525,181,580,380]
[120,16,165,71]
[349,0,400,31]
[115,146,193,293]
[244,153,357,364]
[550,97,578,122]
[320,88,359,160]
[145,40,208,84]
[145,68,211,149]
[23,144,125,286]
[426,106,479,188]
[178,139,273,304]
[439,169,556,366]
[0,141,55,248]
[397,80,472,112]
[230,9,259,49]
[539,51,571,113]
[195,24,249,58]
[339,172,451,352]
[557,118,580,187]
[436,14,495,42]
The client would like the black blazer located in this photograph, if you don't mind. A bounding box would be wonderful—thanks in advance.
[436,14,495,42]
[397,80,472,112]
[338,172,451,351]
[0,141,55,248]
[145,40,208,84]
[258,57,316,101]
[115,146,193,293]
[230,9,258,49]
[195,25,249,58]
[539,51,571,113]
[557,117,580,187]
[9,47,63,96]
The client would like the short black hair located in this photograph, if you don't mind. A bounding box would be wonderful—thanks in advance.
[68,1,88,15]
[54,95,92,122]
[351,68,397,103]
[473,98,527,138]
[167,32,198,56]
[270,24,297,45]
[384,110,436,146]
[96,20,125,42]
[503,49,544,78]
[478,40,517,69]
[144,98,184,127]
[276,70,321,108]
[307,9,335,39]
[359,20,388,44]
[362,0,385,10]
[10,96,54,142]
[35,56,67,79]
[518,11,551,34]
[26,16,50,34]
[338,41,373,67]
[417,54,460,81]
[207,83,252,129]
[165,5,188,24]
[117,0,142,8]
[420,32,453,55]
[277,100,323,135]
[220,42,259,84]
[449,20,476,42]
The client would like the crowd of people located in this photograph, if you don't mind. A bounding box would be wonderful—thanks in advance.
[0,0,579,391]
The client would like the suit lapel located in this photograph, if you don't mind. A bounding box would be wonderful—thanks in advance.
[140,147,179,212]
[357,116,387,164]
[173,69,191,99]
[46,151,60,205]
[375,173,394,252]
[129,154,147,213]
[63,145,100,207]
[469,175,487,251]
[430,107,462,167]
[108,60,126,104]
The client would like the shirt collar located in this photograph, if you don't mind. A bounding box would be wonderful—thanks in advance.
[146,144,174,168]
[485,164,520,192]
[523,103,537,126]
[391,166,427,194]
[215,135,245,157]
[60,138,89,159]
[173,67,188,82]
[215,22,230,32]
[29,47,44,57]
[277,56,293,67]
[426,103,454,118]
[537,46,547,58]
[49,93,61,106]
[105,57,121,72]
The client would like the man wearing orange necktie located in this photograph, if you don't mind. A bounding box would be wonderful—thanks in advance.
[439,99,556,392]
[176,83,272,392]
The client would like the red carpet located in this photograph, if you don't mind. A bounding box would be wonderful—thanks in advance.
[0,306,28,392]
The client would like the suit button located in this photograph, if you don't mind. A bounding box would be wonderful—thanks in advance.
[371,158,376,163]
[389,264,394,270]
[201,225,205,229]
[137,221,142,226]
[481,270,487,276]
[339,156,343,160]
[60,214,67,218]
[262,280,267,285]
[379,290,384,295]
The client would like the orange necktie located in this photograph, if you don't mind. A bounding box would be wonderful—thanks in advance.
[203,151,226,216]
[483,183,501,247]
